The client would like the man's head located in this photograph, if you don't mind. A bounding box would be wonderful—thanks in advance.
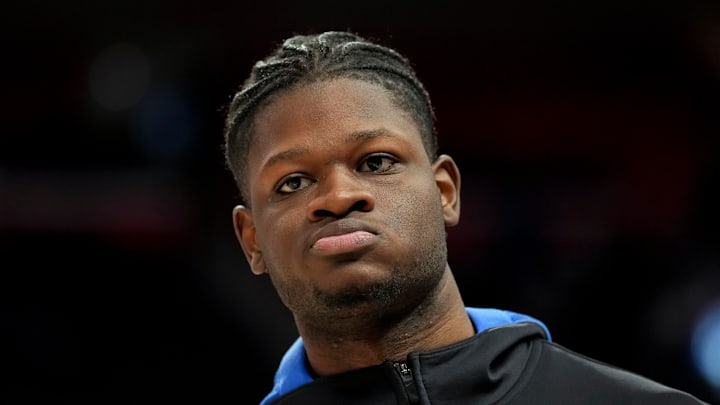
[223,31,438,206]
[222,31,461,331]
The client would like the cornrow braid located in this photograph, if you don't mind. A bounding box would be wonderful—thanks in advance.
[222,31,438,206]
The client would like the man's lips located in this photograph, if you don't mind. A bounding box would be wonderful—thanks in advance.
[309,220,378,255]
[311,230,375,254]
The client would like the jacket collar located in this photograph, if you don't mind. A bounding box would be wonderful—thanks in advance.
[260,307,550,405]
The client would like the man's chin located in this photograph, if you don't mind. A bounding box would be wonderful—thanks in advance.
[320,280,401,308]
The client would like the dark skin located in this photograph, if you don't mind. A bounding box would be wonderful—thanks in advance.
[232,78,474,377]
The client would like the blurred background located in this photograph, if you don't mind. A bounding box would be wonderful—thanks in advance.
[3,0,719,403]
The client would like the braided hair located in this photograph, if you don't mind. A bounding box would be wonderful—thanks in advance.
[222,31,438,206]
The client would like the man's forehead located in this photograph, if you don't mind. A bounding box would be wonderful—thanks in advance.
[250,80,418,147]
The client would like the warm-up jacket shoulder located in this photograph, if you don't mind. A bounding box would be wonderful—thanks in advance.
[259,307,709,404]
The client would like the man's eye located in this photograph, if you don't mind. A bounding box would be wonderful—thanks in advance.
[359,154,397,173]
[277,176,314,194]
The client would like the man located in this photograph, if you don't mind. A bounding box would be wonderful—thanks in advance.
[222,31,709,404]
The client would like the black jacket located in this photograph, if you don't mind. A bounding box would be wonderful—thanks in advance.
[263,309,709,404]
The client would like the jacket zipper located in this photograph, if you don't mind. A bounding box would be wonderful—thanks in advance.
[392,361,420,403]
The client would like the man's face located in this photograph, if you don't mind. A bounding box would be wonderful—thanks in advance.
[233,78,460,324]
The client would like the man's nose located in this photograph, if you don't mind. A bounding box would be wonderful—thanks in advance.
[307,168,375,220]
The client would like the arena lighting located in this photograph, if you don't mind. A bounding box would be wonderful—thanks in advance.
[690,300,720,391]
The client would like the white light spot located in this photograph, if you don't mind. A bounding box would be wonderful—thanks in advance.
[691,301,720,389]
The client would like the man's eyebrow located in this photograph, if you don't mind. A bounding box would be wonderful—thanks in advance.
[264,145,311,169]
[263,128,394,168]
[350,128,393,142]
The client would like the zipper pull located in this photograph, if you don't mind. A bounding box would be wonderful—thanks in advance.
[394,361,412,376]
[392,362,419,403]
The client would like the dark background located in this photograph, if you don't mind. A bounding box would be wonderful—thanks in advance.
[3,1,719,403]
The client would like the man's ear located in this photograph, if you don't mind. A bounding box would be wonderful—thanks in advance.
[232,205,267,275]
[432,154,461,227]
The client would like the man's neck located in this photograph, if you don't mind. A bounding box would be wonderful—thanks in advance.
[298,270,474,377]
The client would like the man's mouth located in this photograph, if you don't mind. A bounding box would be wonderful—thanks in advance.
[311,230,376,255]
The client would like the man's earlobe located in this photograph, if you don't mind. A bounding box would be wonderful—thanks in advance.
[432,154,461,227]
[232,205,267,275]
